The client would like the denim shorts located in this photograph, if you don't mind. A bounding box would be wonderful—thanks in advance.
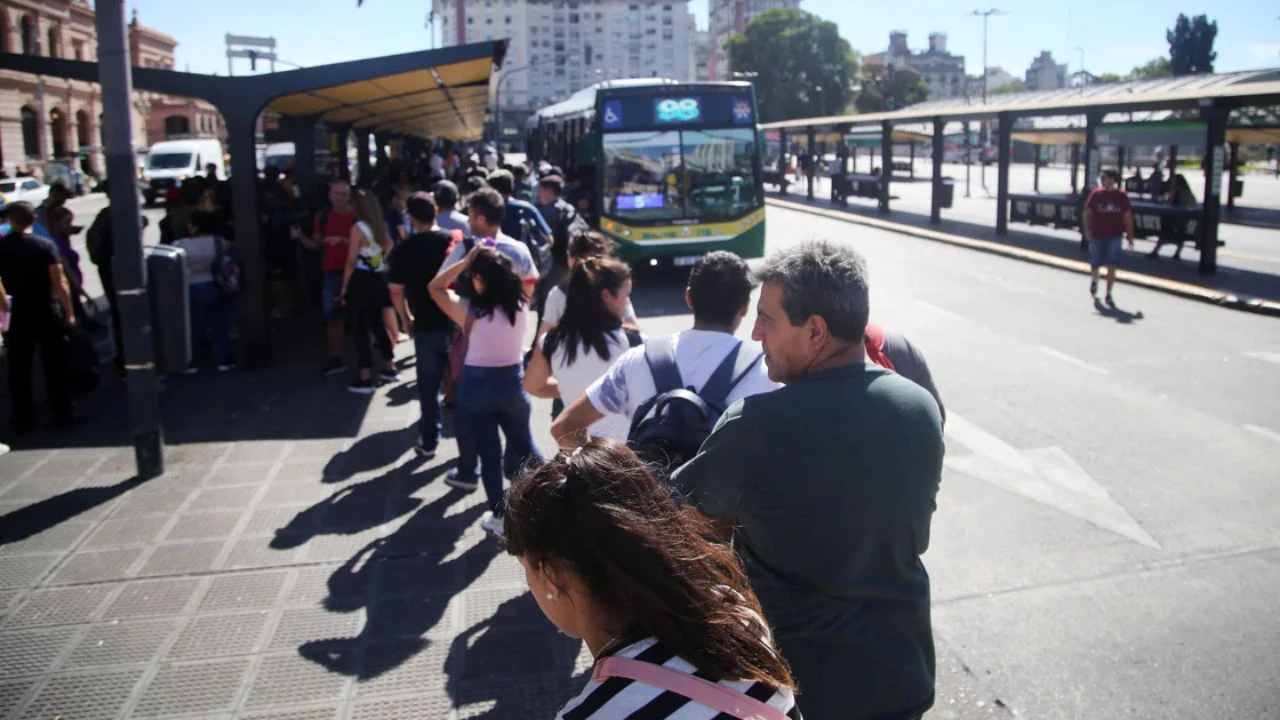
[321,272,344,320]
[1088,236,1123,269]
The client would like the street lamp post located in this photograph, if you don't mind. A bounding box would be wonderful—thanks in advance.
[969,8,1005,194]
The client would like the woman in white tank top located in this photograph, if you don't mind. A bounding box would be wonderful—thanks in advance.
[524,256,637,443]
[339,189,396,394]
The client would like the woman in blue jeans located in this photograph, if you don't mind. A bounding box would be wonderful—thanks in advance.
[174,211,235,372]
[429,243,544,537]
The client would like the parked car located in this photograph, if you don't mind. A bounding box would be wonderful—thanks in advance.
[0,177,50,205]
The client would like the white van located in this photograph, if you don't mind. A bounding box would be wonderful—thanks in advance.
[142,138,226,205]
[264,142,294,173]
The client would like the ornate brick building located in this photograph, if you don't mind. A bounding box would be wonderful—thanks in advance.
[0,0,224,177]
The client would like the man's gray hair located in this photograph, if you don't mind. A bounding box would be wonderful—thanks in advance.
[754,240,870,342]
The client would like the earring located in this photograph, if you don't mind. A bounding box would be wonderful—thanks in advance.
[545,592,555,601]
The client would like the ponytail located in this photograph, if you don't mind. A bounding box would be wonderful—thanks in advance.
[545,257,630,365]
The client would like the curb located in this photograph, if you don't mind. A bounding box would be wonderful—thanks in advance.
[766,196,1280,319]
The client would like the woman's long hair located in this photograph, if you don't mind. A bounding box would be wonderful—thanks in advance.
[469,246,526,325]
[504,440,796,691]
[352,188,391,251]
[545,257,630,365]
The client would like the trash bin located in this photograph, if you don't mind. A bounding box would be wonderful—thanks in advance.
[145,244,191,374]
[939,179,955,209]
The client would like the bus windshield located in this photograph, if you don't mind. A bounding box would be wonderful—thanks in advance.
[602,127,760,223]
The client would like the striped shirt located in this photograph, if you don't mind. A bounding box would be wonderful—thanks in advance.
[558,636,802,720]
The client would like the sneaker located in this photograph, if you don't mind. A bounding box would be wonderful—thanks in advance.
[0,443,9,458]
[414,441,437,459]
[182,365,200,375]
[379,369,401,384]
[481,511,505,538]
[322,358,347,378]
[1089,280,1098,297]
[348,378,376,395]
[1105,295,1116,308]
[216,363,236,373]
[444,469,479,491]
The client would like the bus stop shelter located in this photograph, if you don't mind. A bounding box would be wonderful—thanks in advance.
[0,40,506,366]
[763,70,1280,276]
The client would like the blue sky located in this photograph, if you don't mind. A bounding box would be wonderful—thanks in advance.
[134,0,1279,79]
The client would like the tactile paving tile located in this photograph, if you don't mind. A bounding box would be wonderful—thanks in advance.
[285,566,361,607]
[163,511,244,541]
[259,484,338,509]
[301,532,382,565]
[132,658,251,717]
[0,475,82,500]
[267,606,364,651]
[0,627,79,677]
[167,611,269,660]
[242,508,306,536]
[61,619,176,669]
[102,578,200,620]
[354,637,452,697]
[166,442,233,466]
[0,589,19,618]
[351,695,453,720]
[243,652,349,709]
[45,548,144,586]
[80,517,168,549]
[243,705,342,720]
[35,455,105,479]
[271,462,328,485]
[0,679,35,718]
[0,522,93,557]
[457,674,577,718]
[136,541,224,577]
[462,585,530,627]
[3,585,116,628]
[189,487,260,513]
[366,594,456,640]
[375,557,461,598]
[111,491,194,519]
[224,442,288,465]
[285,439,350,461]
[202,463,274,488]
[0,555,60,590]
[16,667,144,720]
[198,571,289,613]
[223,538,303,570]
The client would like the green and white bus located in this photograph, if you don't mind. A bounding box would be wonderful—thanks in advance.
[527,79,766,266]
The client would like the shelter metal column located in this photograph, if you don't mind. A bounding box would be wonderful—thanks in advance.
[1200,106,1227,275]
[931,117,944,224]
[225,105,270,367]
[281,114,317,207]
[356,129,372,185]
[806,126,816,200]
[995,112,1012,236]
[879,120,892,214]
[1227,142,1240,210]
[778,127,789,196]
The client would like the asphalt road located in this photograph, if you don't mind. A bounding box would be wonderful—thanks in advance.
[624,204,1280,720]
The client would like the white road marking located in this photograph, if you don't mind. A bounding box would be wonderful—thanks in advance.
[915,300,964,321]
[1243,424,1280,444]
[1036,346,1110,375]
[945,412,1159,549]
[1244,351,1280,365]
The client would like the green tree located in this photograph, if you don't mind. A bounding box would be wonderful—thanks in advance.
[853,65,928,113]
[1129,56,1173,80]
[1167,14,1217,76]
[1096,72,1124,83]
[727,8,858,122]
[989,80,1026,95]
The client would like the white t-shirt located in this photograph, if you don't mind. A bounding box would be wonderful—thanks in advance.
[545,329,636,442]
[586,329,779,423]
[174,234,220,284]
[542,285,638,328]
[439,233,539,284]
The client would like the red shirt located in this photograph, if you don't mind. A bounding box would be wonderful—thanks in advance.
[1084,188,1132,240]
[314,209,355,273]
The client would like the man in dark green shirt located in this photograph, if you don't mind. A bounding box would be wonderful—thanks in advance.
[672,240,944,720]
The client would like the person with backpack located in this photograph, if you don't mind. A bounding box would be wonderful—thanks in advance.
[524,256,639,443]
[504,439,802,720]
[551,251,776,472]
[532,174,586,317]
[173,211,237,373]
[485,169,551,272]
[671,241,944,720]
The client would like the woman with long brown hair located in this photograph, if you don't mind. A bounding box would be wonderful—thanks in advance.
[505,440,801,719]
[338,188,397,393]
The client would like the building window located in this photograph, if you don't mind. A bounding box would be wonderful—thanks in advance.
[47,27,59,58]
[20,15,37,55]
[20,106,39,158]
[72,39,84,60]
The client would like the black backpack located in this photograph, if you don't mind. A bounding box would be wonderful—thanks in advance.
[627,337,762,477]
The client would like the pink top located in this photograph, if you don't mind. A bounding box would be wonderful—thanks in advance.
[464,305,529,368]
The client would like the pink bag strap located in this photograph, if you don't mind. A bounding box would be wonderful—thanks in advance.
[592,656,789,720]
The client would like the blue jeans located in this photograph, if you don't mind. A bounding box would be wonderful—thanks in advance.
[1088,236,1123,269]
[457,365,545,514]
[413,329,452,450]
[189,281,233,365]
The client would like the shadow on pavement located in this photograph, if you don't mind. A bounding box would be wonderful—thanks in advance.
[0,474,148,546]
[1093,298,1145,324]
[446,593,586,718]
[769,192,1280,305]
[321,425,418,484]
[298,488,496,680]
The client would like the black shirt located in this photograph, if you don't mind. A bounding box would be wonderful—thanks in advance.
[387,229,453,332]
[0,231,61,322]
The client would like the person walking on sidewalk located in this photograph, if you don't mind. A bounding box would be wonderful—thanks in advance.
[0,202,78,433]
[429,244,544,537]
[389,192,454,457]
[1083,169,1135,307]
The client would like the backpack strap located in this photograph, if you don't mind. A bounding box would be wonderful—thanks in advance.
[592,657,790,720]
[698,341,745,408]
[624,329,644,348]
[642,336,683,395]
